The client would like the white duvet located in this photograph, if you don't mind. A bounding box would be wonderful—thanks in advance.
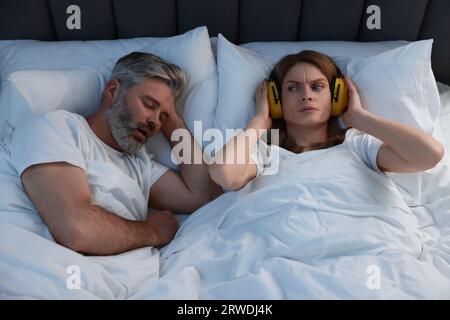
[0,141,161,299]
[149,146,450,299]
[1,138,450,299]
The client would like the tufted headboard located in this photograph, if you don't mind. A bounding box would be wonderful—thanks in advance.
[0,0,449,85]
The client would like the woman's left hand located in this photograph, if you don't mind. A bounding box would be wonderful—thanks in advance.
[341,76,369,128]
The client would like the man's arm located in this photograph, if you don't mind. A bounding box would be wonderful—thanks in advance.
[150,114,222,213]
[21,162,178,256]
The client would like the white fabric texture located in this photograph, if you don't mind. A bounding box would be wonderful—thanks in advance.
[0,133,163,299]
[0,26,218,171]
[216,35,440,143]
[215,34,272,138]
[335,40,440,134]
[4,116,449,298]
[250,129,384,177]
[241,40,408,63]
[0,37,161,138]
[0,33,449,299]
[10,110,168,221]
[0,37,162,81]
[156,130,450,299]
[0,67,108,130]
[139,27,218,169]
[437,81,450,152]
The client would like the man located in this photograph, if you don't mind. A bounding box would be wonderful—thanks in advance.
[10,52,222,256]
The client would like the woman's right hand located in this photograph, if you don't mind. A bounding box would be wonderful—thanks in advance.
[209,81,269,191]
[254,80,272,130]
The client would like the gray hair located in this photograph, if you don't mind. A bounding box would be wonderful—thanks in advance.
[110,52,187,102]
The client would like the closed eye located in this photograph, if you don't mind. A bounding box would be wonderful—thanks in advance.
[144,101,157,110]
[142,95,160,110]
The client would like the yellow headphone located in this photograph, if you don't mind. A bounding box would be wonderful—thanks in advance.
[267,70,349,119]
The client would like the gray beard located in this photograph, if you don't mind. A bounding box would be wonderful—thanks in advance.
[106,95,145,154]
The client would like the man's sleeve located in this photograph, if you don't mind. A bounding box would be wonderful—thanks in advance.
[10,114,86,177]
[147,155,169,188]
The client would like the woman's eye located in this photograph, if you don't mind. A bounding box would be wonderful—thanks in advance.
[287,86,297,92]
[312,84,324,91]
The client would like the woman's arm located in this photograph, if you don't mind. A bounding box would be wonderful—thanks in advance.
[343,76,444,173]
[208,81,272,190]
[151,112,223,213]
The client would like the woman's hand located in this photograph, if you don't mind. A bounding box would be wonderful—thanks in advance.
[342,76,369,129]
[254,80,272,130]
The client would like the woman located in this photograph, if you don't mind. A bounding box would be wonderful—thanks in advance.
[208,50,444,190]
[159,51,446,297]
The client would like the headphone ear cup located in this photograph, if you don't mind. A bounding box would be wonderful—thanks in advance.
[269,70,282,103]
[330,76,349,117]
[268,70,283,119]
[330,76,337,101]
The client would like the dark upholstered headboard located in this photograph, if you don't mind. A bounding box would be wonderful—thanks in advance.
[0,0,449,85]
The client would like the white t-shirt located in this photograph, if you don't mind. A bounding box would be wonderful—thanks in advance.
[10,110,168,218]
[250,128,386,177]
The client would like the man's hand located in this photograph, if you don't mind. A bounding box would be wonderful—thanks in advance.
[21,162,181,255]
[146,210,179,247]
[150,105,223,214]
[160,109,185,141]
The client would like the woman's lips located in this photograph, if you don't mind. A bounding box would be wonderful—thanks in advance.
[299,107,318,112]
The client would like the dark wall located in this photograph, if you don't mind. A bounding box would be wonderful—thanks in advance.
[0,0,449,84]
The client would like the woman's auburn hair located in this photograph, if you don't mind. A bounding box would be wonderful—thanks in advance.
[269,50,347,153]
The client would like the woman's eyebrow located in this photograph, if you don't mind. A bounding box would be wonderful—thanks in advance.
[284,78,327,84]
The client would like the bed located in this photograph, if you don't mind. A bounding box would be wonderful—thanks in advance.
[1,0,450,299]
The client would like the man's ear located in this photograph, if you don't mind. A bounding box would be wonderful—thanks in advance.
[103,79,121,105]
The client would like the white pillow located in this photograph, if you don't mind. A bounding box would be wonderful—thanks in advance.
[0,26,218,170]
[138,27,217,168]
[140,28,217,132]
[215,34,272,136]
[0,67,108,129]
[437,81,450,152]
[0,37,162,83]
[335,39,440,134]
[216,35,440,142]
[241,40,409,63]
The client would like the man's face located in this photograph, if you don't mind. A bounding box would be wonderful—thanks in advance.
[107,78,175,154]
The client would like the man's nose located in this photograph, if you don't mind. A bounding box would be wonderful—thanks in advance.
[146,113,161,132]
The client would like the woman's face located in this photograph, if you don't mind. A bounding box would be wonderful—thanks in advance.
[281,62,331,129]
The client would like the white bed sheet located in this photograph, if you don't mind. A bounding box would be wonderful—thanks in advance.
[150,144,450,299]
[1,85,450,299]
[0,140,162,299]
[437,82,450,152]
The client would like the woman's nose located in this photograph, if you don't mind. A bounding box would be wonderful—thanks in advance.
[301,86,313,101]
